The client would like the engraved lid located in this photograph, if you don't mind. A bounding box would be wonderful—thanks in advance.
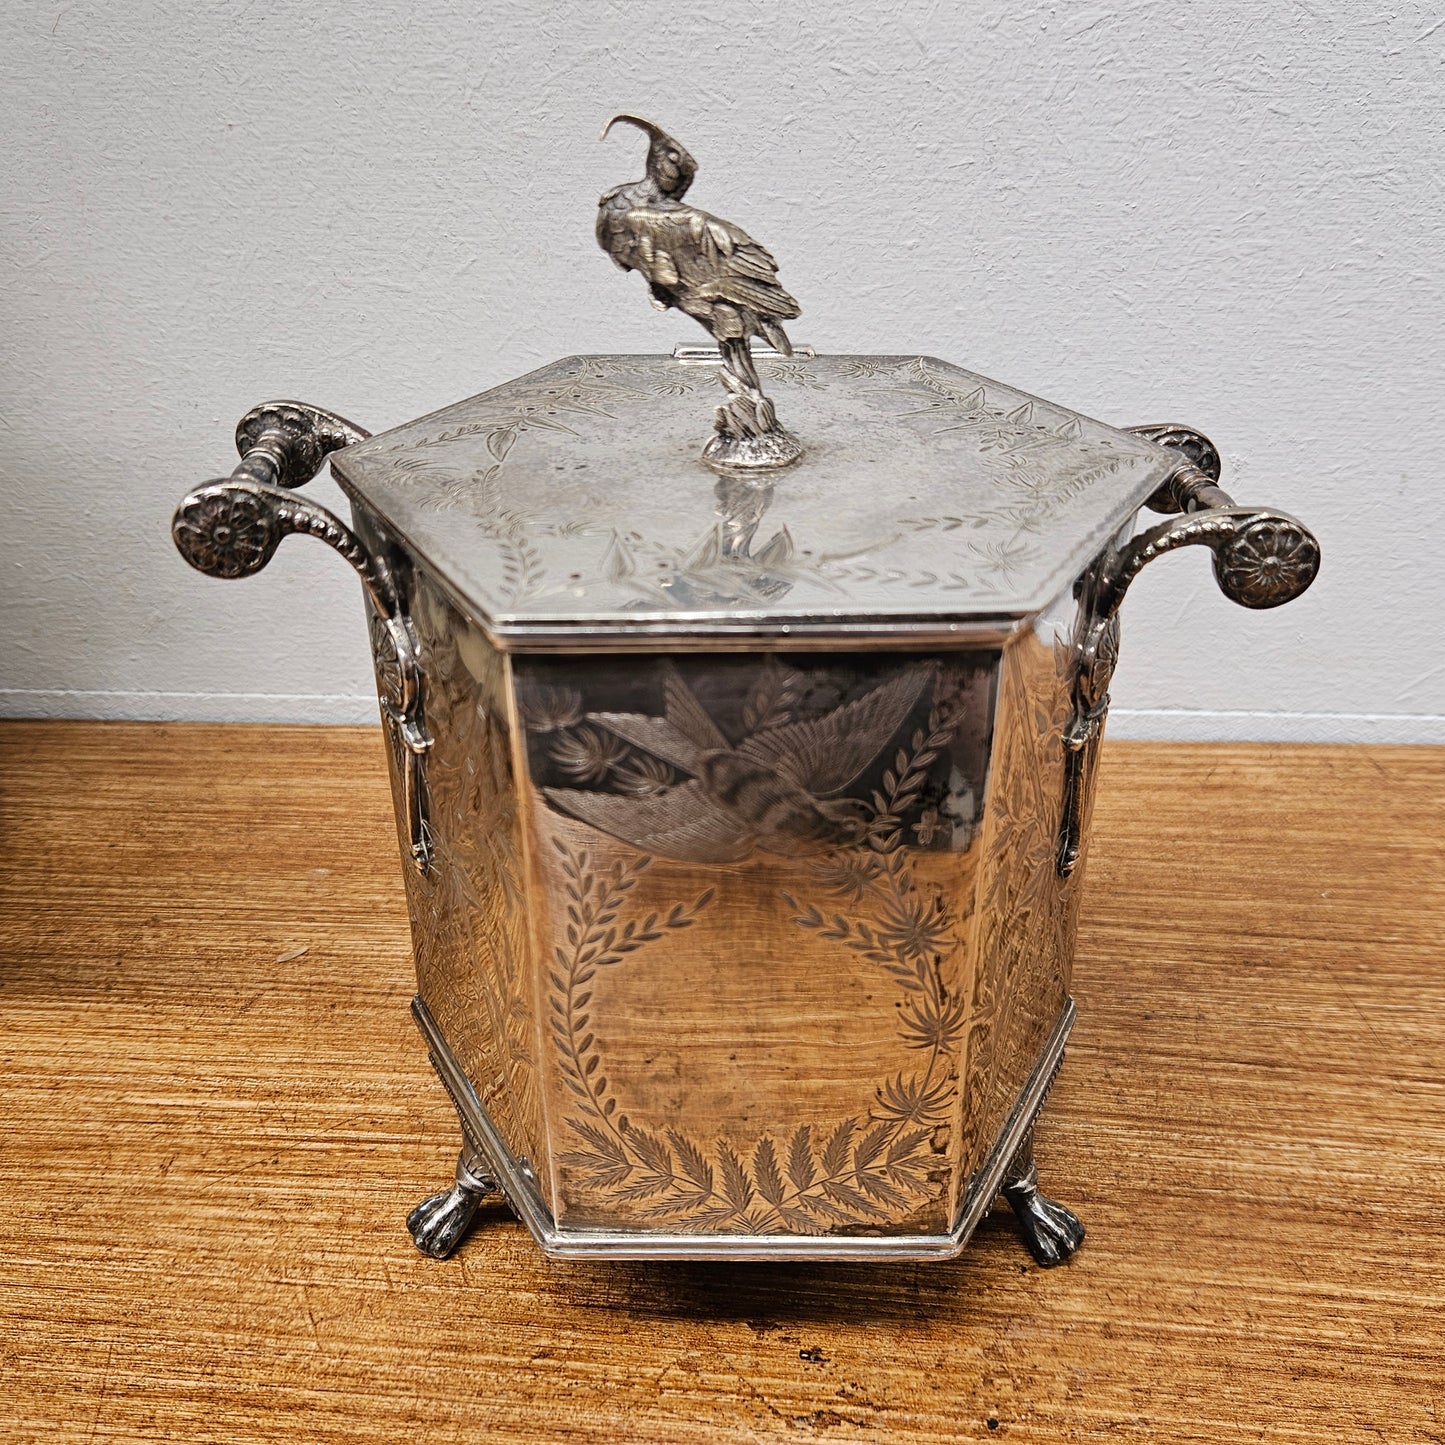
[330,351,1183,649]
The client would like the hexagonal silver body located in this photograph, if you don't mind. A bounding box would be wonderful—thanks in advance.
[172,349,1318,1267]
[354,508,1094,1258]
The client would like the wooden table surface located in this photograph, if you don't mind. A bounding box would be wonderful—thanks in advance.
[2,723,1441,1443]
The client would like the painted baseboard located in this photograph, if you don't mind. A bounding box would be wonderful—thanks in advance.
[2,689,1442,745]
[1108,708,1445,745]
[0,689,381,726]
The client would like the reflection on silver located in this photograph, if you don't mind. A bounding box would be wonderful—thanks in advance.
[955,616,1078,1187]
[512,648,995,1238]
[370,561,545,1170]
[169,380,1317,1271]
[535,662,929,864]
[363,627,1098,1255]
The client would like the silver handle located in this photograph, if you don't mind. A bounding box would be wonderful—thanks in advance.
[1056,424,1321,876]
[171,401,389,605]
[171,401,435,876]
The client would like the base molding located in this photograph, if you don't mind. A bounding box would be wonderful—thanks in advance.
[411,994,1077,1262]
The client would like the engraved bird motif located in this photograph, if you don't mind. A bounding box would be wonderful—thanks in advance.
[596,114,800,360]
[545,666,930,864]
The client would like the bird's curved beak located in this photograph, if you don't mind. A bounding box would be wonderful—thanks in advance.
[600,113,657,143]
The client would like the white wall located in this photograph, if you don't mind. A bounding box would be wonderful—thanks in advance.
[3,0,1441,742]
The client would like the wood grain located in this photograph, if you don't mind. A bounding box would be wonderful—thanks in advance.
[1,722,1441,1443]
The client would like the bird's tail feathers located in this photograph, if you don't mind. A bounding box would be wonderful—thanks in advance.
[760,319,793,357]
[658,667,729,752]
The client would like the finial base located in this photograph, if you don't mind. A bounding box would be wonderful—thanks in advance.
[702,428,804,472]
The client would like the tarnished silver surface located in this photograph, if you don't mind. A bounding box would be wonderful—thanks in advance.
[1127,422,1223,509]
[998,1044,1084,1267]
[172,402,376,590]
[407,1150,499,1260]
[598,116,803,470]
[1002,1128,1086,1268]
[407,1014,508,1259]
[329,354,1185,644]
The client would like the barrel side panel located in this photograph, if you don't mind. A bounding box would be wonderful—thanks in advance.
[356,523,544,1176]
[954,598,1085,1195]
[510,649,999,1239]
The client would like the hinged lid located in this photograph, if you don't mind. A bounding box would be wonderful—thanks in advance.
[330,351,1182,650]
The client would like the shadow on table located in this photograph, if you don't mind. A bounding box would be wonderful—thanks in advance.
[470,1199,1051,1328]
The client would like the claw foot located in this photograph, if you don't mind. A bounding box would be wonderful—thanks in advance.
[407,1150,495,1259]
[1002,1155,1085,1267]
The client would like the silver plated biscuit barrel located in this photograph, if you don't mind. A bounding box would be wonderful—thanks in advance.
[172,119,1319,1270]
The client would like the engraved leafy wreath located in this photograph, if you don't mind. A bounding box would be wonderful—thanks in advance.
[372,355,1155,613]
[548,684,973,1233]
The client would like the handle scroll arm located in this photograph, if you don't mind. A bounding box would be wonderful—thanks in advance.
[171,401,436,875]
[171,402,390,608]
[1055,425,1321,877]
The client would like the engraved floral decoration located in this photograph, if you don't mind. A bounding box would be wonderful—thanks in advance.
[524,659,939,865]
[836,357,896,380]
[548,723,632,784]
[872,359,1116,471]
[522,685,584,733]
[171,485,280,579]
[1216,517,1321,609]
[613,755,676,796]
[759,361,825,390]
[956,628,1076,1172]
[383,358,654,502]
[344,353,1177,616]
[544,661,985,1233]
[368,613,409,717]
[393,575,543,1161]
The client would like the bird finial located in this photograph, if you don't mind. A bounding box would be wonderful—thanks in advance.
[595,114,803,471]
[600,113,697,201]
[599,113,655,142]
